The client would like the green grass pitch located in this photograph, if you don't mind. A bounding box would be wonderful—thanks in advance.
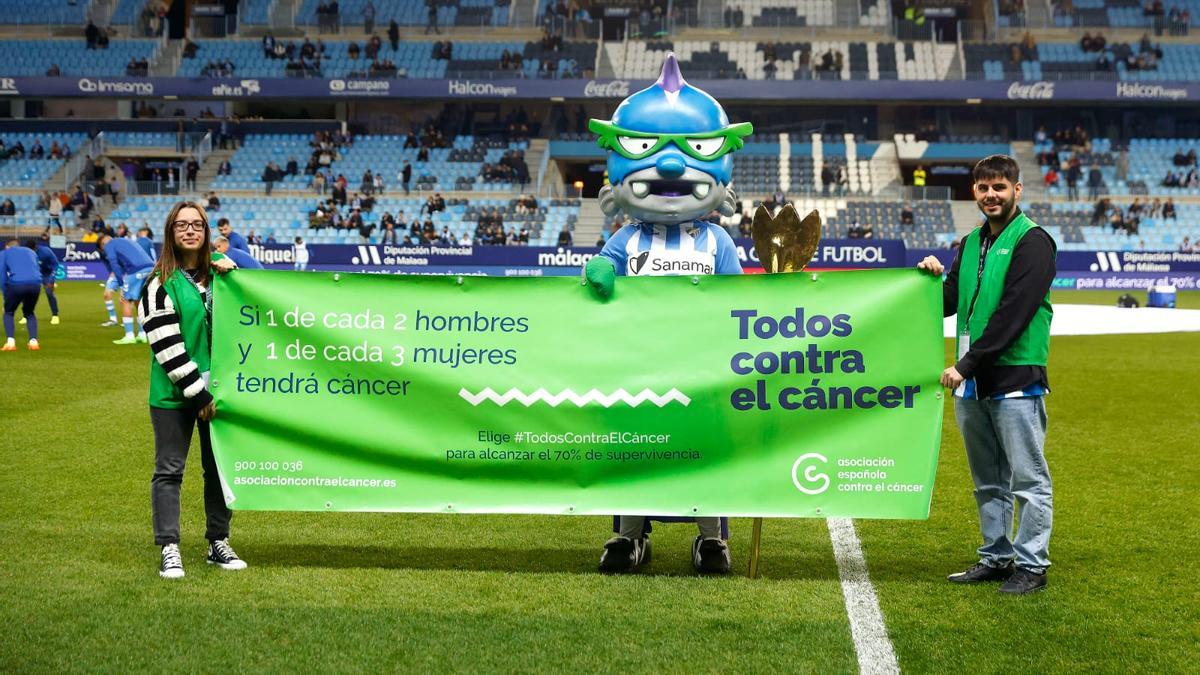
[1,283,1198,672]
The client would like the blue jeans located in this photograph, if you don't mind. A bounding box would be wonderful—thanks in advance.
[954,396,1052,573]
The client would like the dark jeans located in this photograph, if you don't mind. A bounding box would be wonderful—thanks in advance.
[150,406,231,545]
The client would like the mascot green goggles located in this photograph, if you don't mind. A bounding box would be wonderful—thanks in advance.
[589,120,753,161]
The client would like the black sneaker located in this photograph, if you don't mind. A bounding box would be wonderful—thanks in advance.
[999,568,1047,595]
[598,536,650,573]
[159,543,184,579]
[692,536,732,574]
[206,538,248,570]
[947,561,1014,583]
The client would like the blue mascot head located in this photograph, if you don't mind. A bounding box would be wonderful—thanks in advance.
[589,53,752,225]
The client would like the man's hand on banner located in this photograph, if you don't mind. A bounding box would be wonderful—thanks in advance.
[585,256,616,299]
[917,255,944,276]
[940,366,964,389]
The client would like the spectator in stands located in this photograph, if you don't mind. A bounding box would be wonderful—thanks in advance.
[398,161,413,195]
[86,21,100,49]
[348,42,361,60]
[45,64,61,77]
[28,139,44,160]
[1108,208,1125,233]
[1066,160,1081,200]
[425,0,440,35]
[0,199,15,217]
[1163,198,1177,219]
[388,19,400,51]
[262,32,276,58]
[361,0,376,34]
[366,34,382,60]
[417,146,430,162]
[900,203,915,226]
[557,226,572,247]
[1186,168,1200,188]
[185,157,199,193]
[261,162,281,196]
[47,193,63,234]
[218,159,232,176]
[1087,164,1103,200]
[1043,166,1059,188]
[331,179,347,206]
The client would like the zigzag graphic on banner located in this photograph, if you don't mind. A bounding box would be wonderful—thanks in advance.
[458,387,692,408]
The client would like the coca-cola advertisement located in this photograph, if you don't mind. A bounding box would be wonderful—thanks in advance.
[1006,81,1055,100]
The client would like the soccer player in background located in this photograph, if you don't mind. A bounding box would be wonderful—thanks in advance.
[98,232,156,344]
[213,236,263,269]
[101,256,120,327]
[1,239,42,351]
[136,226,158,262]
[30,236,61,325]
[293,236,308,271]
[217,218,250,253]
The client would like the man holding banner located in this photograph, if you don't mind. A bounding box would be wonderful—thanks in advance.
[918,155,1055,595]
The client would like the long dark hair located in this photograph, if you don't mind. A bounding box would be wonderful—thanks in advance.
[152,201,212,288]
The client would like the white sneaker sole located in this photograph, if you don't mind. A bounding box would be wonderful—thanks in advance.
[206,559,248,570]
[159,569,185,579]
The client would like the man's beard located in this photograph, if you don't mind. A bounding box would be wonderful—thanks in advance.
[978,195,1016,225]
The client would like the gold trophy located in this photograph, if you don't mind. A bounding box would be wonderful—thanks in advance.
[746,203,822,579]
[750,203,823,274]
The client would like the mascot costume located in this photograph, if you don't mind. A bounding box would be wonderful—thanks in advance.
[584,54,752,574]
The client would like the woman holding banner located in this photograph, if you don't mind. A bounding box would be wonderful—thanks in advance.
[139,201,245,579]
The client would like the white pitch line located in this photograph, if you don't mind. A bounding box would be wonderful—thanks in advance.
[827,517,900,675]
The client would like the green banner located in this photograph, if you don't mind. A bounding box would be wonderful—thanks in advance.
[210,269,944,519]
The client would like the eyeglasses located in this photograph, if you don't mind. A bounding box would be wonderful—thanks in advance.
[172,220,207,232]
[588,119,753,162]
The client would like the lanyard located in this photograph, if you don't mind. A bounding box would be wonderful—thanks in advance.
[965,230,994,324]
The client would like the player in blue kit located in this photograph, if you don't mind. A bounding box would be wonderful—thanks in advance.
[1,239,42,351]
[30,236,61,325]
[584,54,749,574]
[214,236,263,269]
[98,232,156,344]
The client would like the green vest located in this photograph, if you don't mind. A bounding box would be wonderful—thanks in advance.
[148,268,212,409]
[955,212,1053,366]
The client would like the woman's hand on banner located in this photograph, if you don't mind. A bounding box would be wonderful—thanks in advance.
[213,257,238,274]
[198,401,217,421]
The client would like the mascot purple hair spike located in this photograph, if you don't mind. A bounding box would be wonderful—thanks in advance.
[586,54,752,575]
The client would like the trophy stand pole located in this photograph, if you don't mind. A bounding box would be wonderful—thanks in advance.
[747,517,763,579]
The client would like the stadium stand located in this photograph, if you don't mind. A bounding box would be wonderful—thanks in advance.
[604,40,956,80]
[177,38,592,79]
[0,133,88,188]
[294,0,509,29]
[967,38,1200,81]
[211,133,531,194]
[109,194,580,247]
[1025,199,1199,251]
[0,39,161,77]
[0,0,92,25]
